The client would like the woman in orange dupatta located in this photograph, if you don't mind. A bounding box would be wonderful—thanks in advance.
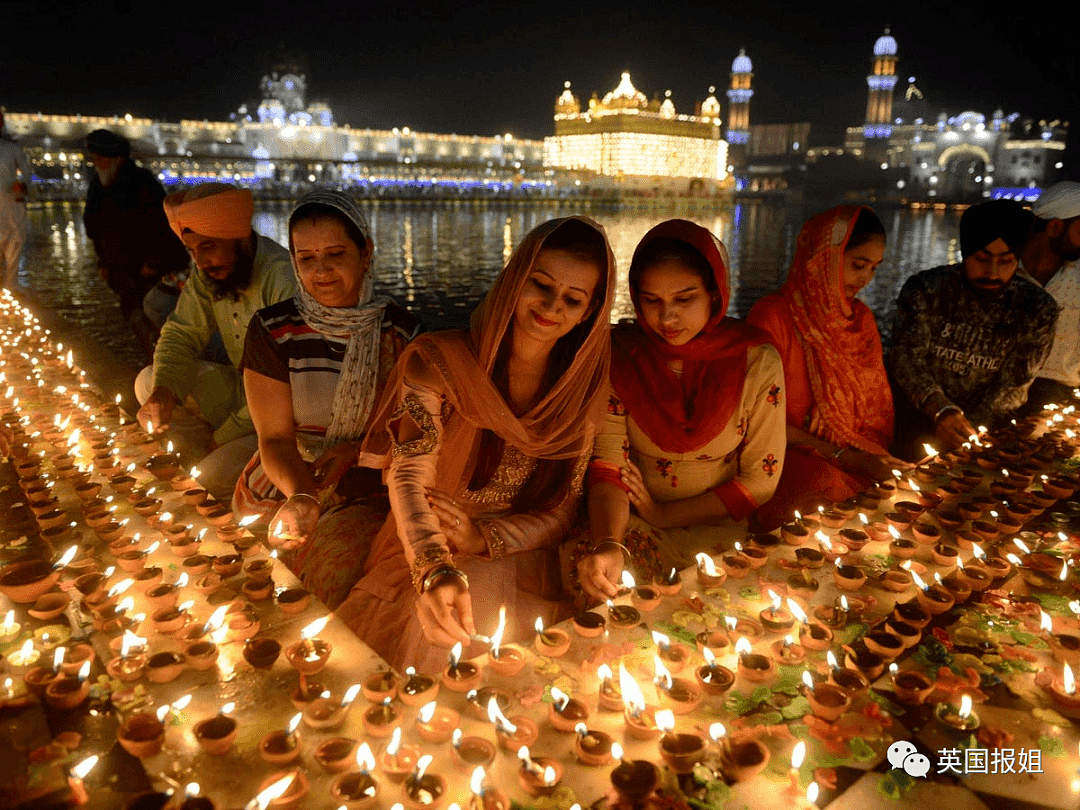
[337,217,615,672]
[748,205,911,531]
[576,220,786,601]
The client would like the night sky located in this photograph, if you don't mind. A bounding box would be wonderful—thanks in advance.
[4,1,1076,152]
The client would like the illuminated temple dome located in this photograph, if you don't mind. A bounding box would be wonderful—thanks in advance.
[701,87,721,119]
[732,49,753,74]
[602,72,649,110]
[555,81,580,116]
[874,28,898,56]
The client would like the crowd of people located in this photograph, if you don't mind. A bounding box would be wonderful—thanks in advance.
[4,126,1080,672]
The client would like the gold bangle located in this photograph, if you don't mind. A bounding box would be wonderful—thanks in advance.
[477,519,507,560]
[410,545,452,595]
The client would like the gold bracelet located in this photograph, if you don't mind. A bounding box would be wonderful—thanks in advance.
[477,519,507,560]
[410,545,452,595]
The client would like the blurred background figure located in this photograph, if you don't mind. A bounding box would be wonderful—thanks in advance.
[0,109,31,288]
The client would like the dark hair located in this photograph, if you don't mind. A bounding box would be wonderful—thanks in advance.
[289,203,367,253]
[468,219,609,511]
[846,208,886,251]
[629,236,720,316]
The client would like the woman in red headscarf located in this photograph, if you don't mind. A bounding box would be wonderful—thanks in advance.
[575,220,786,601]
[747,205,911,531]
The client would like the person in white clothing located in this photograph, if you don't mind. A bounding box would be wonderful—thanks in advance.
[0,111,32,288]
[1020,182,1080,412]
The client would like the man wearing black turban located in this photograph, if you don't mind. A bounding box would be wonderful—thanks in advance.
[889,200,1059,455]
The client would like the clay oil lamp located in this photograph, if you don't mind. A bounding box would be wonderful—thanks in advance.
[890,664,934,704]
[881,561,914,592]
[956,557,993,592]
[863,630,904,662]
[787,566,819,599]
[892,599,931,630]
[607,599,641,630]
[818,506,847,529]
[532,617,570,657]
[374,727,419,784]
[151,598,194,635]
[760,589,795,632]
[695,552,726,587]
[118,711,166,759]
[931,542,960,568]
[621,570,660,610]
[415,700,460,744]
[695,628,729,658]
[571,609,606,637]
[107,630,148,682]
[867,518,892,543]
[362,697,400,739]
[735,636,776,683]
[619,663,659,739]
[303,684,362,730]
[802,669,850,722]
[826,651,870,699]
[314,737,358,775]
[485,607,525,676]
[0,610,20,646]
[464,688,507,724]
[772,634,806,666]
[117,539,159,573]
[403,755,446,810]
[448,728,496,775]
[146,572,188,611]
[725,557,751,578]
[910,520,941,546]
[940,569,973,603]
[832,559,867,591]
[845,642,885,680]
[275,587,311,614]
[488,694,539,751]
[244,637,282,670]
[400,667,439,707]
[548,686,590,731]
[936,693,982,734]
[695,647,735,696]
[883,617,921,649]
[285,616,332,676]
[650,629,689,673]
[242,575,275,601]
[58,642,94,676]
[27,592,69,622]
[795,543,826,568]
[146,445,180,481]
[517,746,563,798]
[0,549,67,603]
[145,651,185,683]
[655,566,684,596]
[184,635,220,672]
[442,642,481,692]
[260,713,303,765]
[732,540,767,570]
[596,663,623,711]
[572,722,615,766]
[713,727,770,784]
[653,654,702,716]
[1046,616,1080,666]
[909,570,953,615]
[610,742,660,801]
[194,703,238,755]
[45,660,91,710]
[131,565,164,594]
[330,743,381,809]
[211,553,243,579]
[361,669,398,704]
[884,510,913,533]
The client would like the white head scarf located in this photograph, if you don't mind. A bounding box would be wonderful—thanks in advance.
[289,190,392,448]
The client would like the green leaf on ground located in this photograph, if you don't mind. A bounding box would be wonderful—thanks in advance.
[1038,735,1067,757]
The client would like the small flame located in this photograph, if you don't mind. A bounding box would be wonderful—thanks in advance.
[221,702,235,714]
[767,589,781,612]
[801,670,815,691]
[653,655,673,691]
[1065,664,1076,695]
[702,646,716,666]
[651,630,670,649]
[490,606,507,657]
[1042,611,1055,633]
[386,726,402,756]
[414,754,433,781]
[786,598,807,623]
[172,693,192,711]
[550,686,570,712]
[356,742,376,773]
[791,740,806,769]
[911,571,929,591]
[72,755,99,779]
[621,569,636,589]
[597,663,613,682]
[448,642,462,668]
[534,616,545,634]
[77,660,91,681]
[470,766,486,796]
[300,616,329,640]
[418,701,437,723]
[287,713,302,736]
[252,773,296,810]
[708,723,726,742]
[734,637,752,656]
[958,694,972,718]
[341,684,362,705]
[487,697,516,734]
[619,662,646,715]
[887,525,901,540]
[695,552,718,576]
[654,709,675,733]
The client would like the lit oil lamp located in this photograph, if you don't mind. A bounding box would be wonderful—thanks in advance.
[695,647,735,696]
[415,700,460,744]
[656,566,683,596]
[607,599,641,630]
[1044,663,1080,711]
[362,697,400,738]
[626,570,661,611]
[596,663,623,711]
[0,610,20,644]
[651,630,689,673]
[620,662,659,739]
[6,638,40,673]
[803,668,850,722]
[760,589,794,632]
[488,695,538,751]
[194,702,238,755]
[331,743,380,809]
[655,708,705,773]
[379,727,420,783]
[486,607,525,676]
[548,686,590,731]
[106,630,148,682]
[517,745,562,797]
[285,616,332,676]
[533,617,570,657]
[571,610,606,637]
[572,721,615,766]
[781,740,806,802]
[259,713,303,765]
[442,642,481,692]
[936,693,981,732]
[303,684,361,730]
[695,552,726,587]
[468,766,508,810]
[403,755,446,810]
[66,754,99,805]
[735,637,776,683]
[890,664,934,704]
[44,659,91,710]
[653,655,702,714]
[362,669,399,703]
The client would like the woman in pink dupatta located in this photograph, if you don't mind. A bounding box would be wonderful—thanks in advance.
[337,217,615,672]
[748,205,911,530]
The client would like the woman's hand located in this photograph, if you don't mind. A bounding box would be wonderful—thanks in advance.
[936,411,977,450]
[311,441,360,491]
[576,545,624,603]
[620,461,671,528]
[839,449,913,481]
[426,489,486,555]
[267,493,320,550]
[417,575,476,647]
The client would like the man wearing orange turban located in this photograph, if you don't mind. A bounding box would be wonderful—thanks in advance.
[136,183,294,499]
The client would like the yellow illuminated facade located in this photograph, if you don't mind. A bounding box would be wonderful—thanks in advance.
[543,73,728,185]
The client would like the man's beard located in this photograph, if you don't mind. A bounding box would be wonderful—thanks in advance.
[204,242,255,301]
[1050,233,1080,263]
[95,164,121,187]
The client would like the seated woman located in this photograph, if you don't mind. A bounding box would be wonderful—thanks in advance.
[747,205,911,531]
[575,220,785,602]
[235,190,418,608]
[336,217,615,672]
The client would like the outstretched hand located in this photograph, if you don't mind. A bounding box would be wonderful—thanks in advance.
[267,494,320,551]
[311,441,359,491]
[417,575,476,647]
[576,545,624,603]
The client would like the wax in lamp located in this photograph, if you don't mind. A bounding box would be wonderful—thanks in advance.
[404,755,446,810]
[517,745,562,797]
[548,685,590,730]
[533,616,570,657]
[442,642,481,692]
[596,663,623,710]
[488,695,537,751]
[260,712,303,764]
